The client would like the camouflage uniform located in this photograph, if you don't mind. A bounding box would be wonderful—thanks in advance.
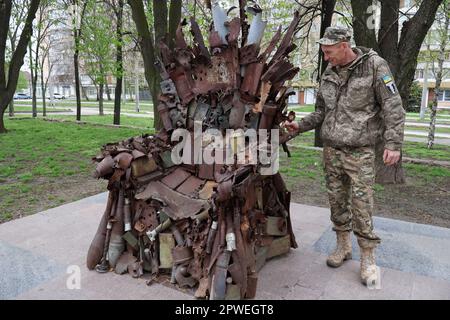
[298,37,405,244]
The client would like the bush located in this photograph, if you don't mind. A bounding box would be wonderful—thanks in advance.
[407,81,422,112]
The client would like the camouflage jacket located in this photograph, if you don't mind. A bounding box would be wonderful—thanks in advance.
[298,47,405,151]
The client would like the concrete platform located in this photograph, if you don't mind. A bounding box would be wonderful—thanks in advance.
[1,192,449,300]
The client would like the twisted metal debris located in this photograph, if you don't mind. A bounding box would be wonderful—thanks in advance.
[87,2,301,300]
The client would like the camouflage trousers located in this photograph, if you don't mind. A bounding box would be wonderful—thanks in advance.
[323,146,381,244]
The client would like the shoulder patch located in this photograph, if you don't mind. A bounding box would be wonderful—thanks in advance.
[381,75,397,94]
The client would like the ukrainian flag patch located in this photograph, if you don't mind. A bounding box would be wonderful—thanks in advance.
[382,75,392,84]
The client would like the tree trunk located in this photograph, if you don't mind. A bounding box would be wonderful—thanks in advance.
[29,41,38,118]
[128,0,162,130]
[350,0,379,50]
[72,0,88,121]
[0,0,40,133]
[128,0,181,130]
[168,0,182,50]
[81,85,89,101]
[134,55,140,112]
[315,0,336,147]
[0,93,9,133]
[99,82,104,116]
[41,66,46,117]
[113,0,124,126]
[8,99,14,117]
[105,79,112,101]
[74,41,82,121]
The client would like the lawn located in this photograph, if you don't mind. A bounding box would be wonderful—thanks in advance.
[0,117,152,222]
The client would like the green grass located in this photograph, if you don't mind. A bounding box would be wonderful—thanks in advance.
[287,104,315,113]
[402,141,450,161]
[404,125,450,134]
[0,117,151,222]
[403,163,450,184]
[279,143,324,188]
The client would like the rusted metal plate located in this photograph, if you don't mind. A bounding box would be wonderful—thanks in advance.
[161,167,192,189]
[176,175,206,196]
[190,17,210,62]
[159,233,175,269]
[135,181,209,220]
[239,44,259,65]
[131,156,158,177]
[264,216,288,236]
[172,246,194,264]
[170,67,195,106]
[266,235,290,259]
[241,62,264,102]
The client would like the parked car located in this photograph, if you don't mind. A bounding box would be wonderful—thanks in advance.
[13,93,31,99]
[52,93,66,99]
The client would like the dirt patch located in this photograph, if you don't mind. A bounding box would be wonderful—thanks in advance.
[6,174,107,221]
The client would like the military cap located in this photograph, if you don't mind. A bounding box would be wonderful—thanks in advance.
[317,27,352,45]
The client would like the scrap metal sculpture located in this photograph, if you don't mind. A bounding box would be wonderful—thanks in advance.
[87,2,301,300]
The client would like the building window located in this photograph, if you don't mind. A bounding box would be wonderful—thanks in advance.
[415,69,424,79]
[88,88,97,96]
[438,89,450,101]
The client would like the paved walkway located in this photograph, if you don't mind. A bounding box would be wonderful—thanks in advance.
[1,193,449,300]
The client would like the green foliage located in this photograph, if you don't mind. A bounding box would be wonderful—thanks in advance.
[5,64,28,92]
[407,81,422,112]
[17,71,28,91]
[80,0,115,86]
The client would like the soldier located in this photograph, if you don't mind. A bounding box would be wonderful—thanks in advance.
[285,27,405,286]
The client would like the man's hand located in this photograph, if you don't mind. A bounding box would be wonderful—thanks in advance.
[284,121,300,135]
[383,149,400,166]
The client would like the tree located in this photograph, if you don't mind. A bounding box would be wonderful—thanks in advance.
[105,0,125,125]
[427,0,450,149]
[80,0,115,115]
[350,0,443,184]
[128,0,182,130]
[0,0,41,133]
[29,0,58,118]
[66,0,87,121]
[6,0,31,117]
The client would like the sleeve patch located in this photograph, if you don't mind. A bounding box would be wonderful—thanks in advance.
[382,75,397,94]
